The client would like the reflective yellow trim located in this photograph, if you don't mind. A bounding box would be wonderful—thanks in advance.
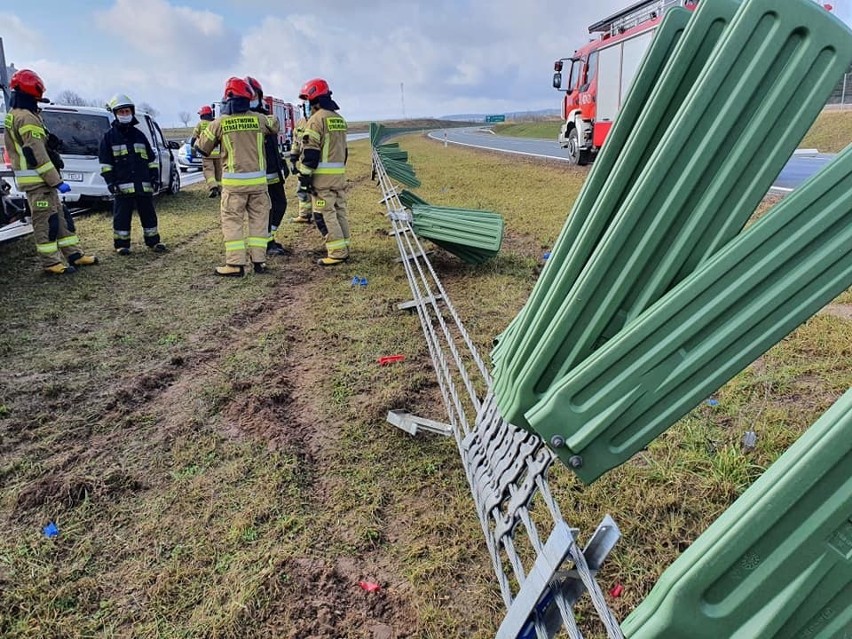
[221,176,267,187]
[223,134,235,173]
[326,239,348,250]
[304,129,321,142]
[37,241,59,254]
[57,235,80,248]
[247,236,268,248]
[257,133,265,172]
[19,124,46,138]
[225,240,246,252]
[36,162,55,175]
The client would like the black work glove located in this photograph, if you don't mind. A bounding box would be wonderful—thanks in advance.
[150,171,160,191]
[107,183,119,195]
[298,173,313,191]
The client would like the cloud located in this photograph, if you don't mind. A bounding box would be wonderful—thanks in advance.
[0,12,48,62]
[94,0,240,70]
[6,0,667,124]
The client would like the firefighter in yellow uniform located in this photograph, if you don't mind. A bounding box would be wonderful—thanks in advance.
[195,77,278,277]
[288,103,312,224]
[3,69,98,274]
[297,78,350,265]
[191,106,222,197]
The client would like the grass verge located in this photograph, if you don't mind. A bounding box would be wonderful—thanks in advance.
[0,133,849,638]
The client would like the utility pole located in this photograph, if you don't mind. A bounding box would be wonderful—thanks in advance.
[0,38,10,113]
[400,82,406,120]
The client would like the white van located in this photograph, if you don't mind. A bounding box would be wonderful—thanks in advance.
[3,104,181,204]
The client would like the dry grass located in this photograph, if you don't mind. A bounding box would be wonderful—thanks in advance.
[0,132,849,638]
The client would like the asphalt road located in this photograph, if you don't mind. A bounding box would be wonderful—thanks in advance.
[427,127,834,193]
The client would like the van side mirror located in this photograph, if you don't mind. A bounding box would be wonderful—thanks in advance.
[167,140,180,150]
[552,72,563,90]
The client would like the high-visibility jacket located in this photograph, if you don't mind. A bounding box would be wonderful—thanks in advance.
[98,119,160,196]
[297,108,347,189]
[289,116,308,165]
[196,111,279,192]
[3,108,62,193]
[258,112,287,185]
[191,119,220,157]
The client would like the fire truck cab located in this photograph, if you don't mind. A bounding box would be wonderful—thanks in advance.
[552,0,698,164]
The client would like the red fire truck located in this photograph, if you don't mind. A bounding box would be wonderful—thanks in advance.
[213,96,296,154]
[264,96,296,153]
[552,0,698,164]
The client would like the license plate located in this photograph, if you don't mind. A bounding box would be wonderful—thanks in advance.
[64,172,84,182]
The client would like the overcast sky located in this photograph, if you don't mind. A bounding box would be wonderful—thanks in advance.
[2,0,850,126]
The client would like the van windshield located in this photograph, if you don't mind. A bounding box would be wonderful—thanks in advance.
[41,111,111,157]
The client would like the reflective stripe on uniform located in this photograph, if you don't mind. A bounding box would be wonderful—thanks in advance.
[134,143,148,159]
[225,239,246,252]
[37,241,59,254]
[304,129,321,143]
[112,144,129,156]
[143,227,159,237]
[19,124,46,138]
[57,235,80,248]
[221,171,266,187]
[114,230,131,239]
[101,164,113,174]
[148,162,159,169]
[266,172,281,184]
[314,161,345,175]
[36,162,55,175]
[13,168,44,186]
[247,236,268,248]
[119,182,135,192]
[326,239,348,251]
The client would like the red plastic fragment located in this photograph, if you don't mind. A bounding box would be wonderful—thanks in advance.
[358,580,381,592]
[609,583,624,598]
[377,354,406,366]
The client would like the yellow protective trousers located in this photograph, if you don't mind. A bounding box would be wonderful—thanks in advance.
[202,157,222,189]
[26,186,83,267]
[311,185,350,259]
[220,189,271,265]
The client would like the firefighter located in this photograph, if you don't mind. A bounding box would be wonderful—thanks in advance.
[99,94,167,255]
[190,106,222,197]
[297,78,350,266]
[245,76,290,257]
[3,69,98,274]
[288,102,312,224]
[195,77,278,277]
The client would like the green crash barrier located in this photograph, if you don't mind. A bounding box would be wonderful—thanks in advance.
[527,144,852,482]
[622,388,852,639]
[411,205,504,264]
[494,0,852,432]
[490,3,712,426]
[398,189,429,209]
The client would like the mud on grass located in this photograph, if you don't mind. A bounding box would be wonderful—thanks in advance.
[1,136,850,638]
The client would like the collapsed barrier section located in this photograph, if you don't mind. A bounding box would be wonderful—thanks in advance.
[371,0,852,636]
[371,125,624,638]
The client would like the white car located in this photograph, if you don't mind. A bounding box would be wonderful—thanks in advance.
[176,137,202,172]
[3,104,181,205]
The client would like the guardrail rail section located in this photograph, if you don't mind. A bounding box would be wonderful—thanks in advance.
[370,0,852,636]
[372,121,624,639]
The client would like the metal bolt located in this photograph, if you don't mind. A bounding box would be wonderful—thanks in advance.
[550,435,565,448]
[568,455,584,469]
